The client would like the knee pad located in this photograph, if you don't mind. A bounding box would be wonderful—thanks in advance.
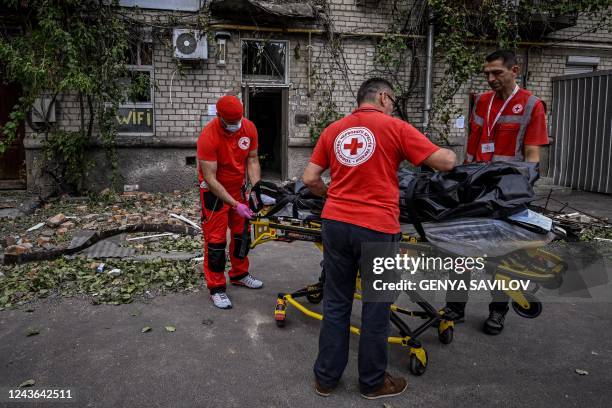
[232,234,250,259]
[207,242,226,272]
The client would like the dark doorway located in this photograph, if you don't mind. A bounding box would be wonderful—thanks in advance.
[244,87,286,181]
[0,72,25,189]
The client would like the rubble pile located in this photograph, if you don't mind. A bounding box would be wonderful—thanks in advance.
[1,190,201,261]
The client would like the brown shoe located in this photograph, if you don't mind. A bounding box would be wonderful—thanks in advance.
[315,379,334,397]
[360,372,407,400]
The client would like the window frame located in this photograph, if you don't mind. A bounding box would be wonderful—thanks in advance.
[117,34,155,136]
[240,38,290,86]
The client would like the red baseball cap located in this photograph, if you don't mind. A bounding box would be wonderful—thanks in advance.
[216,95,243,122]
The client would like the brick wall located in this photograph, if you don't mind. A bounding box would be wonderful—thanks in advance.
[23,2,612,191]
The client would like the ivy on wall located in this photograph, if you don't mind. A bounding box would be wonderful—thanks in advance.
[0,0,131,193]
[0,0,209,194]
[426,0,611,143]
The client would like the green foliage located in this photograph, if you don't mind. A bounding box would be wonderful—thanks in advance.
[375,35,409,73]
[0,257,203,309]
[42,130,92,193]
[309,96,342,143]
[426,0,611,142]
[0,0,129,193]
[126,71,153,103]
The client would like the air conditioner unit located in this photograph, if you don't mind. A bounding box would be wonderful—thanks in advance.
[173,28,207,60]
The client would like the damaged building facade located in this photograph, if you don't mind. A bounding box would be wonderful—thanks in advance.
[2,0,612,194]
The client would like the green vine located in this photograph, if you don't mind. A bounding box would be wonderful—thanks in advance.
[426,0,611,143]
[309,94,343,143]
[0,0,130,194]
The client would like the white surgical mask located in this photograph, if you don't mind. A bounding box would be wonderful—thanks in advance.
[223,119,242,133]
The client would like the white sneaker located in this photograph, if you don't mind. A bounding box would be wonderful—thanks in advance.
[211,292,232,309]
[231,274,264,289]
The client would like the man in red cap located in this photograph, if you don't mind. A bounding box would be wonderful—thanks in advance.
[197,95,263,309]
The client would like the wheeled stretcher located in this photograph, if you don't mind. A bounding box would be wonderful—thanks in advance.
[248,211,567,376]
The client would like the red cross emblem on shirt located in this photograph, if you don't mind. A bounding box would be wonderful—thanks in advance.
[343,138,363,155]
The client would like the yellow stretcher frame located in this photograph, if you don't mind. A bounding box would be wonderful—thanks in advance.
[250,215,567,375]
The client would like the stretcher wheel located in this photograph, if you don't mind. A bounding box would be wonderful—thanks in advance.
[409,349,428,376]
[438,326,454,345]
[511,293,542,319]
[275,298,287,327]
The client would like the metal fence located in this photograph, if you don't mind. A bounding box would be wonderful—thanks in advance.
[548,69,612,193]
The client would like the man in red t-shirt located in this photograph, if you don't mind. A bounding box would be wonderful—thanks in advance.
[303,78,456,399]
[197,95,263,310]
[450,50,549,335]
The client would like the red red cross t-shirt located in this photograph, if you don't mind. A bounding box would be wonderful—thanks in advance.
[309,104,440,234]
[197,117,258,197]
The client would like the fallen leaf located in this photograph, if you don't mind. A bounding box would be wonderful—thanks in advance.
[575,369,589,375]
[202,319,213,326]
[165,326,176,332]
[141,326,152,333]
[19,379,35,387]
[26,329,40,337]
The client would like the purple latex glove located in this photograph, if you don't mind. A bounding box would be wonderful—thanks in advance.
[234,202,254,219]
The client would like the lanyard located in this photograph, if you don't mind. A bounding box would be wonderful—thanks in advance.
[486,84,519,141]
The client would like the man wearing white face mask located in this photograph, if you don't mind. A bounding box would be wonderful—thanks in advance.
[197,95,263,309]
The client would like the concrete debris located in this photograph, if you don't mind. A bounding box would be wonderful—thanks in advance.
[26,222,45,232]
[61,221,76,229]
[46,213,67,228]
[36,236,52,247]
[107,268,122,277]
[5,245,31,255]
[170,213,202,231]
[126,233,177,241]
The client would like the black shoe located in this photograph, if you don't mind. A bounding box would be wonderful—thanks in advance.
[483,309,507,335]
[439,306,465,323]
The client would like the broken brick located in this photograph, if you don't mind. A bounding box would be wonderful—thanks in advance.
[36,236,51,247]
[46,213,67,228]
[4,245,31,255]
[61,221,76,229]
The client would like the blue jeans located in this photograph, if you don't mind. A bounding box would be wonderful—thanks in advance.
[314,219,399,394]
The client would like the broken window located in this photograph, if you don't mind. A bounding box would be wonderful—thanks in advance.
[241,40,287,84]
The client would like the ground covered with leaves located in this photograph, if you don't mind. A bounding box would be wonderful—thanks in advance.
[0,257,206,310]
[1,189,207,310]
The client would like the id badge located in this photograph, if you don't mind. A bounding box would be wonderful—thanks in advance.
[481,142,495,153]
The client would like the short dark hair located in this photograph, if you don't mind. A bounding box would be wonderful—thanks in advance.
[485,49,518,69]
[357,78,394,105]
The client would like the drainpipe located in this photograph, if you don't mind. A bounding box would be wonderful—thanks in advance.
[422,10,434,131]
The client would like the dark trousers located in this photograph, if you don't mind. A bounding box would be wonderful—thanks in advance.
[446,269,510,314]
[314,219,399,394]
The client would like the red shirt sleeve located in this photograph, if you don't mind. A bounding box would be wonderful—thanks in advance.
[399,123,440,166]
[309,127,330,169]
[465,120,481,163]
[197,127,218,162]
[524,101,549,146]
